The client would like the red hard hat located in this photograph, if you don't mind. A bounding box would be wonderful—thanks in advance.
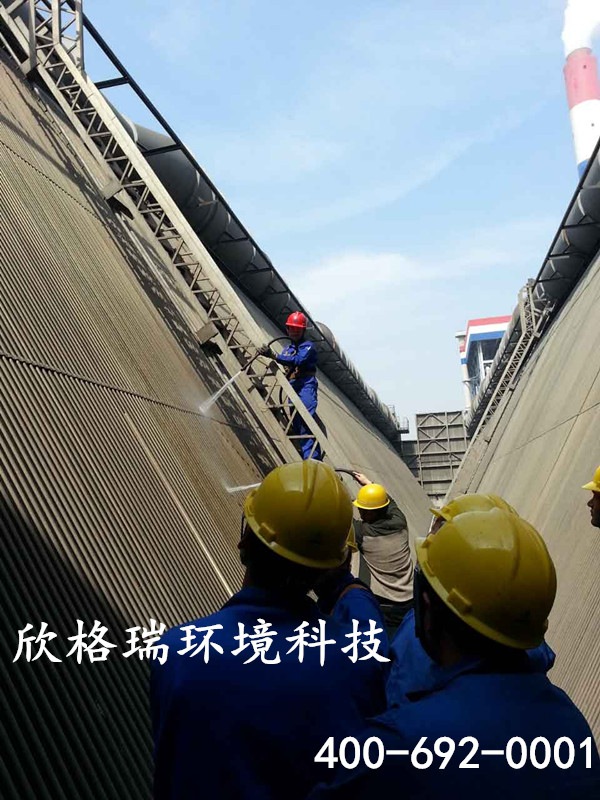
[286,311,307,329]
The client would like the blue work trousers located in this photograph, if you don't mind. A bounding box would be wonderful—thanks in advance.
[291,377,322,460]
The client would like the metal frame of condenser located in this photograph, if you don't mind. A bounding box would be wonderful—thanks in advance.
[465,121,600,440]
[58,2,402,446]
[0,0,343,465]
[415,411,468,496]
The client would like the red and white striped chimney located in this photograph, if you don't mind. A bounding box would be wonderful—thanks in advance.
[563,1,600,176]
[564,48,600,176]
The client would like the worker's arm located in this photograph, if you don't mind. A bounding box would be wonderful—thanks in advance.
[275,341,317,368]
[274,344,296,365]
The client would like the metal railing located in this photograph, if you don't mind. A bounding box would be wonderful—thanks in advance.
[0,0,333,464]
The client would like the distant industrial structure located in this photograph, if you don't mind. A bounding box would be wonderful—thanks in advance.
[402,317,510,506]
[456,316,511,413]
[401,411,469,507]
[562,0,600,175]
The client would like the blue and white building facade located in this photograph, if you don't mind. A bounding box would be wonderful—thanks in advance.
[456,316,511,412]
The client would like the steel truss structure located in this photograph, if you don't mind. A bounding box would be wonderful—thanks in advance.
[402,411,468,505]
[466,281,550,440]
[465,106,600,445]
[0,0,336,464]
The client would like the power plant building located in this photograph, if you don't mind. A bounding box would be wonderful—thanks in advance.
[456,316,511,412]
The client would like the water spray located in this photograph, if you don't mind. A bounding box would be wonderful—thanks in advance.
[225,468,356,496]
[224,482,261,494]
[199,336,290,415]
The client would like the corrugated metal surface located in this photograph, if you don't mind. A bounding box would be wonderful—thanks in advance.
[453,246,600,742]
[0,55,268,798]
[0,53,432,798]
[233,290,431,535]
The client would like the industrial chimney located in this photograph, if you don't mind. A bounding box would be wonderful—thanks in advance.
[563,1,600,176]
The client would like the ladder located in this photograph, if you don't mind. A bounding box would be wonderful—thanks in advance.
[451,282,551,497]
[468,281,549,441]
[0,0,335,466]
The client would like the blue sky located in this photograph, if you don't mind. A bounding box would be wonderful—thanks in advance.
[86,0,582,431]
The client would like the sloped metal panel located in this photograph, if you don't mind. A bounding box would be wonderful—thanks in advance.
[0,55,267,799]
[0,53,432,799]
[452,249,600,741]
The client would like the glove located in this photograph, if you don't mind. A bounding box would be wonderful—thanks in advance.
[258,344,273,358]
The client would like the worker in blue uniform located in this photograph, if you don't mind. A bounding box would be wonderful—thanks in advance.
[260,311,322,460]
[387,605,556,707]
[150,461,387,800]
[314,526,389,659]
[387,493,555,706]
[310,505,600,799]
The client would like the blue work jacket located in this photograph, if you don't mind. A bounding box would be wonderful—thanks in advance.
[310,652,600,799]
[276,339,318,383]
[151,587,387,799]
[317,571,390,659]
[387,608,556,706]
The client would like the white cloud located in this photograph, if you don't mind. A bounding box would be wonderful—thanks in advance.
[254,136,476,236]
[289,215,556,420]
[188,128,346,185]
[146,0,561,234]
[298,216,552,312]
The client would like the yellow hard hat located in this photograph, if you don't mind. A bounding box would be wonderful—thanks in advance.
[244,460,352,569]
[353,483,390,510]
[346,525,358,553]
[416,508,557,650]
[430,493,517,521]
[582,466,600,492]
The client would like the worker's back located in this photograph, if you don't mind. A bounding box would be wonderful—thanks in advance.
[355,496,413,603]
[386,607,557,706]
[310,655,600,799]
[151,587,387,799]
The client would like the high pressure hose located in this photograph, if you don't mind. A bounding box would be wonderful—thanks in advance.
[268,335,291,348]
[243,336,290,372]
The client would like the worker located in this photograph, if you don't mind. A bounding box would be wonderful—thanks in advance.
[427,491,516,534]
[259,311,322,460]
[150,461,387,800]
[314,527,389,658]
[386,493,555,708]
[582,465,600,528]
[310,508,600,799]
[351,472,413,637]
